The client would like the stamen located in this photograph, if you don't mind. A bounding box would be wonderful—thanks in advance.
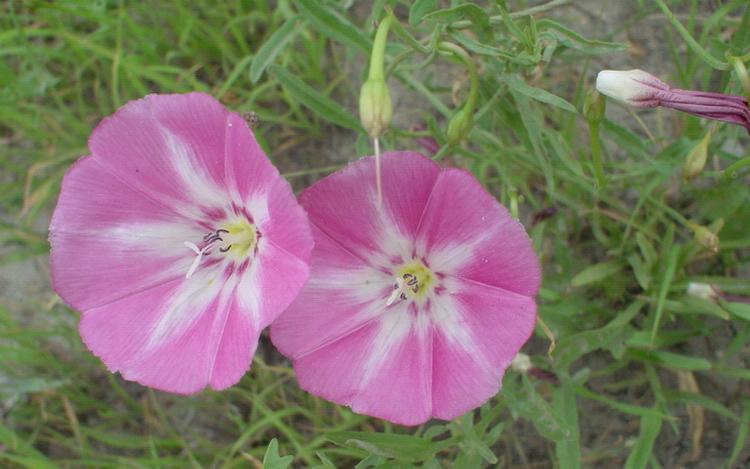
[184,225,256,277]
[386,277,405,306]
[184,241,204,278]
[386,273,422,306]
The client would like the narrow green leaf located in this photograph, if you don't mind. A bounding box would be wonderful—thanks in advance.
[291,0,371,53]
[250,17,304,83]
[650,240,681,346]
[555,324,635,367]
[326,431,446,461]
[495,3,525,41]
[505,378,575,441]
[409,0,438,27]
[312,451,337,469]
[723,155,750,177]
[629,349,712,371]
[268,64,362,132]
[574,386,671,419]
[653,0,728,70]
[449,30,521,61]
[628,253,652,290]
[661,390,739,421]
[389,8,429,53]
[571,259,626,287]
[0,422,57,469]
[675,295,730,320]
[423,3,492,41]
[537,19,628,54]
[502,75,577,113]
[624,412,662,469]
[714,364,750,379]
[602,119,651,159]
[636,232,658,268]
[722,300,750,321]
[450,415,498,465]
[554,384,581,469]
[727,400,750,468]
[422,4,489,30]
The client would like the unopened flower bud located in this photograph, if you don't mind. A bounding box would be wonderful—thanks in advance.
[687,221,721,253]
[686,282,721,302]
[440,42,478,147]
[596,69,750,133]
[360,78,392,139]
[583,86,606,125]
[683,131,711,182]
[446,104,473,146]
[359,15,392,139]
[510,353,533,373]
[596,69,669,108]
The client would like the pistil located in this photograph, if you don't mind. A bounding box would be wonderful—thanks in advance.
[184,220,258,278]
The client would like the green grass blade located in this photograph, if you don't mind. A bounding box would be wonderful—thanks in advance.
[624,412,663,469]
[250,17,305,83]
[268,64,362,132]
[291,0,371,53]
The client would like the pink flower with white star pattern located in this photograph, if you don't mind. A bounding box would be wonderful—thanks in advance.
[49,93,313,394]
[271,151,541,425]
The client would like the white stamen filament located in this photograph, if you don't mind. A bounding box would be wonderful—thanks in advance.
[184,241,206,278]
[386,276,405,306]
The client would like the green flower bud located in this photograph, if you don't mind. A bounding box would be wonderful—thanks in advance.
[687,221,721,253]
[439,42,478,147]
[683,131,711,182]
[359,15,392,139]
[360,77,392,139]
[446,104,473,146]
[583,86,606,126]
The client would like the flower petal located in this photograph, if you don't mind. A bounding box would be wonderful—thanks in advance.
[291,306,433,426]
[270,223,389,359]
[79,274,261,393]
[87,93,232,216]
[258,177,315,270]
[429,281,537,420]
[418,168,541,297]
[49,156,196,311]
[298,151,441,255]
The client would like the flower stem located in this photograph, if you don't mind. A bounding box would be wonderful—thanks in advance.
[588,120,607,189]
[374,137,382,212]
[727,54,750,101]
[439,42,479,146]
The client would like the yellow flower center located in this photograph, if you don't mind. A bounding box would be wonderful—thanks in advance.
[386,261,434,305]
[184,217,258,278]
[215,218,257,259]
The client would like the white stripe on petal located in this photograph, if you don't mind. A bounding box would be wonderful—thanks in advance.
[360,303,415,386]
[422,242,476,275]
[163,128,229,212]
[147,263,229,348]
[429,293,481,357]
[233,261,263,330]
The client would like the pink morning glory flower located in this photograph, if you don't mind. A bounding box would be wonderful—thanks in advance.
[270,151,541,426]
[49,93,313,394]
[596,69,750,133]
